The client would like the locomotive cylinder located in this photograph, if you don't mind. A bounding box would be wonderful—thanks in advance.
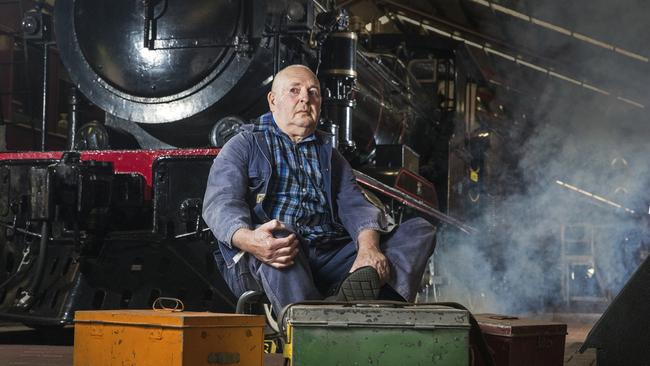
[319,32,358,152]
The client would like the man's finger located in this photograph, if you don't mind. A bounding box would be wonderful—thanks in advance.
[270,261,294,269]
[289,246,299,259]
[379,269,389,282]
[378,262,391,282]
[267,234,297,249]
[270,255,295,267]
[273,254,295,264]
[275,234,297,245]
[272,245,298,258]
[260,219,284,232]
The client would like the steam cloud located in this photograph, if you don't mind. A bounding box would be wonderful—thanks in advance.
[423,1,650,315]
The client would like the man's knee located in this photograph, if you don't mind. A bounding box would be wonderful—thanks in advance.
[254,253,322,310]
[254,251,314,288]
[403,216,436,231]
[386,217,437,255]
[396,217,436,239]
[256,258,309,283]
[214,254,261,298]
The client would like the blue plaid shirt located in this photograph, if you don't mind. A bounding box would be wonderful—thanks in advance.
[258,113,343,243]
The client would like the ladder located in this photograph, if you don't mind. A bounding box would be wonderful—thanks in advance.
[560,223,609,305]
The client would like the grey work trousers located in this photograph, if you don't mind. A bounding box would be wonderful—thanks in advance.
[214,217,437,314]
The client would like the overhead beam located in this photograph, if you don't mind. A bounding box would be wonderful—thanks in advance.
[470,0,648,63]
[392,13,645,109]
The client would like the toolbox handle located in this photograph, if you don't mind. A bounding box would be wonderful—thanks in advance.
[152,297,185,312]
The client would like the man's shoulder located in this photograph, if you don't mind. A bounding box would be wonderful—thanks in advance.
[234,112,272,136]
[218,127,256,158]
[225,127,253,143]
[218,117,268,157]
[314,129,333,144]
[228,119,266,141]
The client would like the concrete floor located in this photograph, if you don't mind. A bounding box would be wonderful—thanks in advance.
[0,316,597,366]
[564,322,597,366]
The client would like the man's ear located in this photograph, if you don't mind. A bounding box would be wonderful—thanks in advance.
[267,91,276,112]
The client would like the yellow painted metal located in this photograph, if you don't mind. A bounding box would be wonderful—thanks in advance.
[283,322,293,363]
[73,310,265,366]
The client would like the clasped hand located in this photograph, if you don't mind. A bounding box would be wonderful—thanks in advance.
[238,219,300,268]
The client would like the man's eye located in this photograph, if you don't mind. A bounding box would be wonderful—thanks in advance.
[289,88,300,95]
[309,89,320,96]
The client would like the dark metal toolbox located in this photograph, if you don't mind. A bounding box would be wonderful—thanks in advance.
[474,314,567,366]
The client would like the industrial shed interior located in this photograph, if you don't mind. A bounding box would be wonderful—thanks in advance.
[0,0,648,365]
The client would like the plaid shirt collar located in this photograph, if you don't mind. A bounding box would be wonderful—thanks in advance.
[257,112,317,144]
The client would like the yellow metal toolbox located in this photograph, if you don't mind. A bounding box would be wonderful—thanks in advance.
[73,309,265,366]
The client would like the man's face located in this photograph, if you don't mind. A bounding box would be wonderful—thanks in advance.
[268,67,321,142]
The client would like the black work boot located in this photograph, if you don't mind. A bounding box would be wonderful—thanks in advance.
[334,266,381,301]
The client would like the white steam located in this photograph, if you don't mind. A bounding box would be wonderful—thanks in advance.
[426,1,650,314]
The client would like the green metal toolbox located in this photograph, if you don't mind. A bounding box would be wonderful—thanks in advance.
[283,303,470,365]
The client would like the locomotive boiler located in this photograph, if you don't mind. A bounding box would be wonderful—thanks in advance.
[0,0,453,326]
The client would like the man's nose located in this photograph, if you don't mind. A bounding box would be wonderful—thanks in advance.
[298,88,309,103]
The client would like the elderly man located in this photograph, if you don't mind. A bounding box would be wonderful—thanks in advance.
[203,64,436,313]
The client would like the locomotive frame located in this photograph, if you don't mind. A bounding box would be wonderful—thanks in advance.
[0,0,465,326]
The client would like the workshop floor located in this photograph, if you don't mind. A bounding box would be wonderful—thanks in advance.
[0,314,597,366]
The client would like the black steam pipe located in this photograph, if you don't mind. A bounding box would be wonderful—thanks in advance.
[67,87,79,150]
[143,0,153,48]
[0,85,4,127]
[16,0,38,149]
[40,41,49,151]
[273,33,280,75]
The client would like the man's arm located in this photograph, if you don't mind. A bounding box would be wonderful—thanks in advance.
[202,133,299,268]
[331,149,390,281]
[331,149,389,240]
[202,133,255,246]
[349,229,390,282]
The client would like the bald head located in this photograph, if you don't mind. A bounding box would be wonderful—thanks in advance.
[267,65,322,142]
[271,64,317,93]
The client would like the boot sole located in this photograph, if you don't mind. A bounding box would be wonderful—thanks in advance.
[336,266,381,301]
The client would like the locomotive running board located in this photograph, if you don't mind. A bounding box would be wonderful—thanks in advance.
[353,170,477,235]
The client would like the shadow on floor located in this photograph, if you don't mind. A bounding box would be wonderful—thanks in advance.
[0,324,73,346]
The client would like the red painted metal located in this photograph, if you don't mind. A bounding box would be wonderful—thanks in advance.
[0,148,475,234]
[394,168,438,207]
[0,149,220,197]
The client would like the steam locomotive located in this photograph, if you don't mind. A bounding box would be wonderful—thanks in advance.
[0,0,460,326]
